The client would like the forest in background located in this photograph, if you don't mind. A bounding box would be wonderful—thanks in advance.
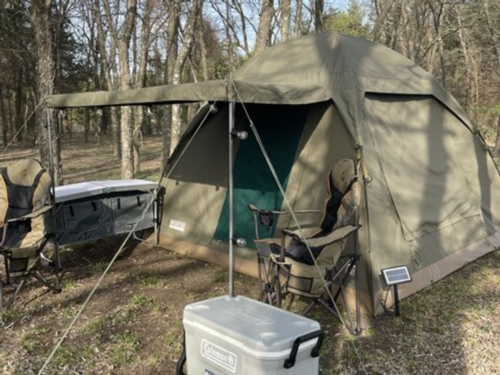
[1,0,500,183]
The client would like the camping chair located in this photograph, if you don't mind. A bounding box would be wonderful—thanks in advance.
[249,205,321,304]
[0,159,61,309]
[250,159,362,334]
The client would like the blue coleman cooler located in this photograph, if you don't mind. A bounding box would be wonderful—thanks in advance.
[181,295,323,375]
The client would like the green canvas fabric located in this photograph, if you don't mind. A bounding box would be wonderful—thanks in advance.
[213,105,309,246]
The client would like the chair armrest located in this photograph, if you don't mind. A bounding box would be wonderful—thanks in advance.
[6,205,53,223]
[255,238,281,245]
[299,225,360,248]
[269,253,287,265]
[282,229,302,241]
[249,204,321,243]
[248,204,320,215]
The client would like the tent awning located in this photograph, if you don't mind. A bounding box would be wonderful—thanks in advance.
[45,80,331,108]
[46,81,227,108]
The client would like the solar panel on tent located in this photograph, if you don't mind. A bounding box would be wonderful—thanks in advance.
[381,266,411,286]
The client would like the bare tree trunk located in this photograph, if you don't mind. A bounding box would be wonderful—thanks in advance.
[96,0,120,158]
[314,0,324,32]
[294,0,303,36]
[84,108,90,142]
[101,0,137,178]
[372,0,393,42]
[233,0,250,54]
[254,0,274,55]
[169,0,203,156]
[133,0,153,174]
[3,91,12,147]
[427,1,447,88]
[494,116,500,157]
[60,110,70,137]
[117,0,137,179]
[456,5,472,109]
[484,0,500,80]
[162,0,180,167]
[483,0,500,155]
[12,68,23,144]
[22,94,30,143]
[224,0,236,68]
[30,0,63,185]
[0,87,6,146]
[111,107,120,157]
[198,16,210,81]
[280,0,291,41]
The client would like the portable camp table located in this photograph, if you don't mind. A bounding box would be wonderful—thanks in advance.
[53,179,160,245]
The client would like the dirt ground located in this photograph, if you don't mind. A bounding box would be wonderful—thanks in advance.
[2,135,500,375]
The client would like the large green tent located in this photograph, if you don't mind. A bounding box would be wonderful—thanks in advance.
[47,32,500,317]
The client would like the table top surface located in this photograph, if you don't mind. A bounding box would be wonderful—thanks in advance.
[54,179,158,203]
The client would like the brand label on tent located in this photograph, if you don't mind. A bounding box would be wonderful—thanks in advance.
[201,339,237,373]
[169,219,186,232]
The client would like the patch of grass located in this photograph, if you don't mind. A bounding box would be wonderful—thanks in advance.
[91,260,108,275]
[136,170,160,181]
[60,304,78,319]
[67,240,97,252]
[19,323,52,354]
[0,308,22,325]
[62,278,77,290]
[144,353,162,368]
[213,272,226,283]
[131,270,162,287]
[140,148,161,160]
[52,346,78,368]
[140,274,162,287]
[84,315,109,336]
[21,331,38,353]
[152,300,162,313]
[52,345,93,368]
[113,303,142,325]
[184,292,199,303]
[33,324,51,335]
[165,331,182,349]
[111,332,140,366]
[65,166,79,174]
[132,294,154,308]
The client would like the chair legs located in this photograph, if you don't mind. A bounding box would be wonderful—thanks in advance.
[0,268,61,310]
[33,270,62,294]
[258,253,282,306]
[1,278,27,310]
[279,256,362,335]
[326,261,361,335]
[260,251,362,335]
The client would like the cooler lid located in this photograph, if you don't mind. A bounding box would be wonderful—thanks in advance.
[183,295,321,354]
[54,179,158,203]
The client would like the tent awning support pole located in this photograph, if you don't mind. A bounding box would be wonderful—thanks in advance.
[228,93,235,298]
[46,108,61,292]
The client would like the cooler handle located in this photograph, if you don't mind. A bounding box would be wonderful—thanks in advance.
[284,329,324,369]
[176,331,187,375]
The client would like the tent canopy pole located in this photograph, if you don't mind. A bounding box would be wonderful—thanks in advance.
[45,108,61,290]
[228,79,235,297]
